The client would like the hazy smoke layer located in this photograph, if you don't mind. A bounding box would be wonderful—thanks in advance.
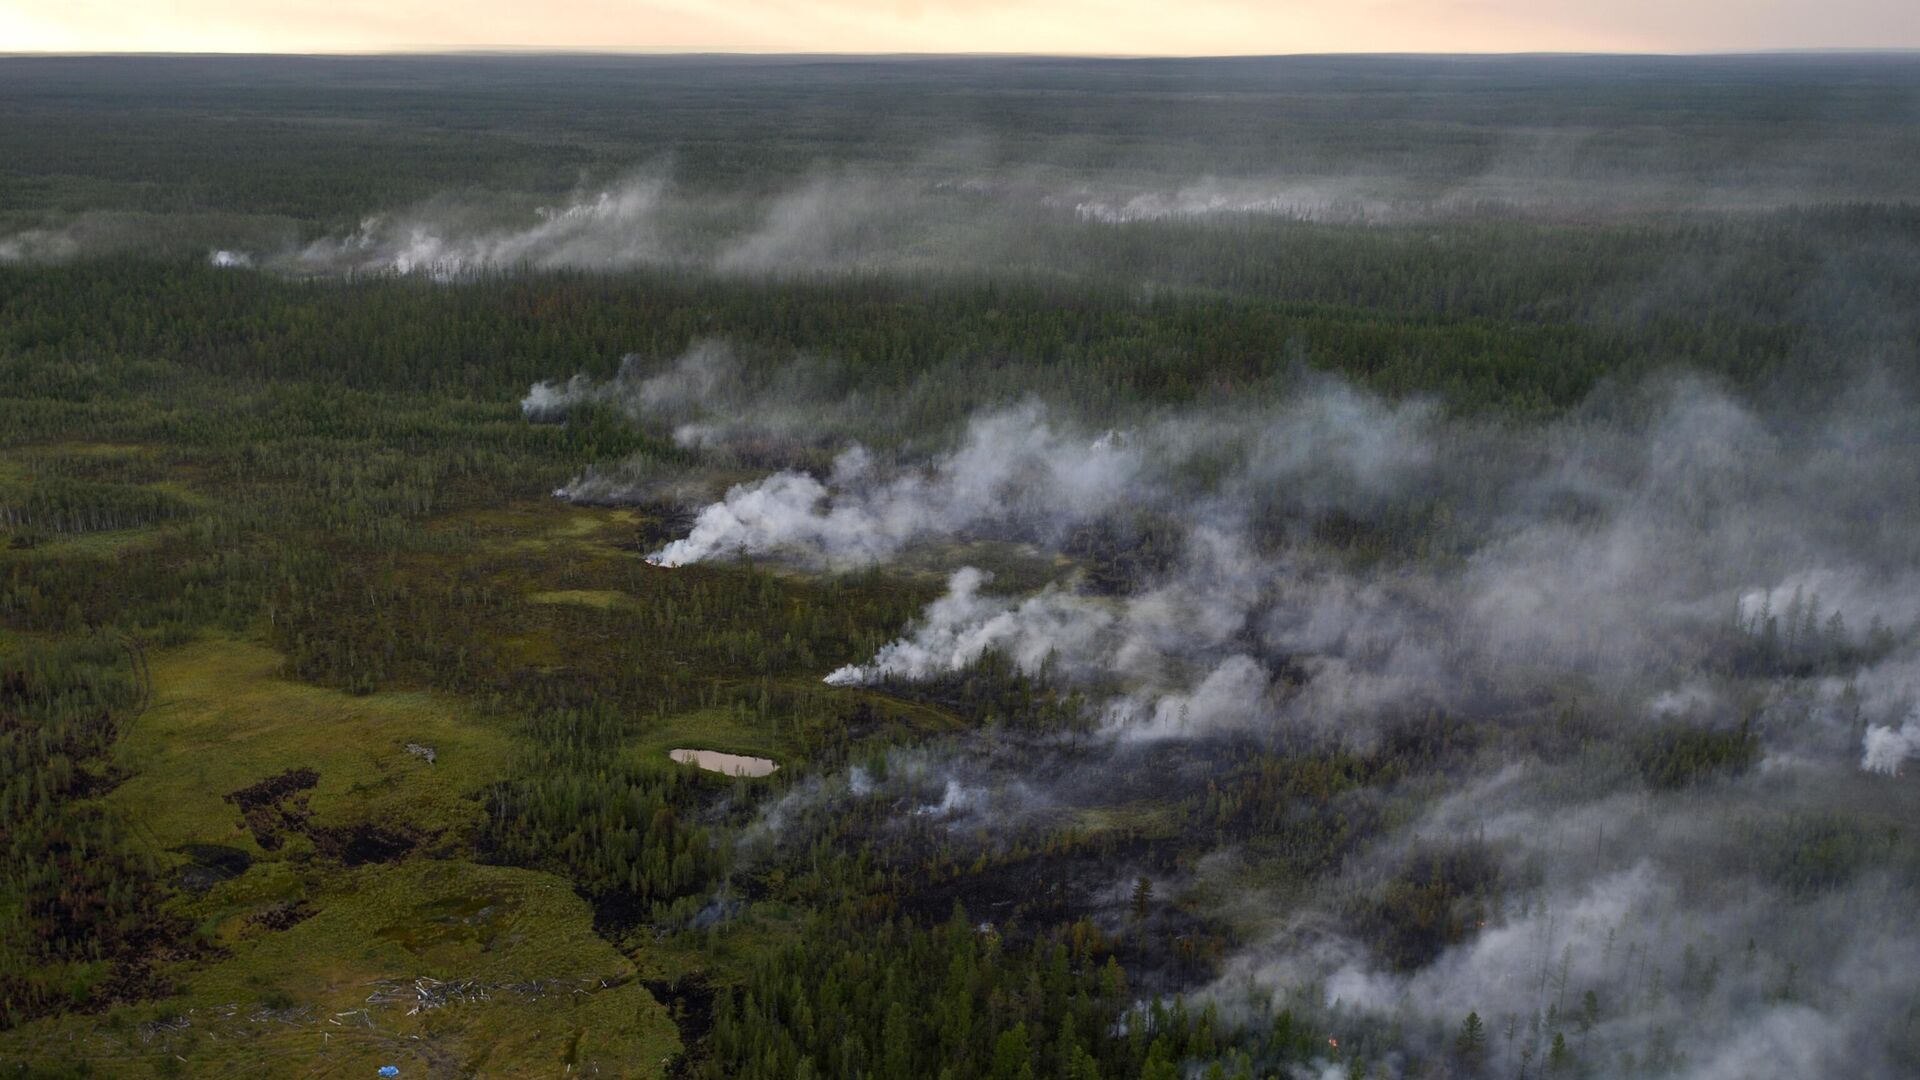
[125,156,1907,281]
[200,168,973,278]
[523,340,766,435]
[1068,178,1391,224]
[0,227,82,265]
[523,341,918,506]
[6,113,1915,277]
[292,177,672,278]
[538,350,1920,1077]
[0,214,146,265]
[1209,759,1920,1080]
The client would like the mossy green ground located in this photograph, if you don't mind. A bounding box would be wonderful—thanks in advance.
[1,477,949,1076]
[529,589,632,610]
[3,524,182,561]
[2,633,680,1077]
[0,861,678,1077]
[110,639,516,856]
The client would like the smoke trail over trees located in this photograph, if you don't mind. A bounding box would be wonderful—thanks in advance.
[544,343,1920,1076]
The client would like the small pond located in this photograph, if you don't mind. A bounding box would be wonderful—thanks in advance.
[670,748,779,777]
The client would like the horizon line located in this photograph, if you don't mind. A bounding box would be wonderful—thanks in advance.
[4,47,1920,61]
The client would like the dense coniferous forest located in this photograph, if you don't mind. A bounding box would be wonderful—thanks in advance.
[3,53,1920,1078]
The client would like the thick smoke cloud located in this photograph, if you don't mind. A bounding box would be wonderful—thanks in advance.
[618,367,1920,759]
[824,567,1118,685]
[1863,716,1920,774]
[534,346,1920,1076]
[646,403,1146,567]
[1206,756,1920,1079]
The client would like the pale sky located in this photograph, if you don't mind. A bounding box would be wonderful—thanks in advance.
[2,0,1916,55]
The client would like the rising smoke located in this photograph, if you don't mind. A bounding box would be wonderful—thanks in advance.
[538,347,1920,759]
[292,175,673,278]
[2,153,1893,281]
[542,348,1920,1076]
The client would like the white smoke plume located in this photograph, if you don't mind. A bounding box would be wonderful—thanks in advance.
[819,528,1355,741]
[825,567,1117,686]
[1862,715,1920,774]
[540,346,1920,1078]
[0,226,83,265]
[1101,654,1275,740]
[292,176,672,278]
[618,370,1920,758]
[1202,751,1920,1080]
[0,213,158,265]
[178,161,1860,285]
[1737,568,1920,643]
[211,166,997,279]
[629,375,1439,567]
[646,402,1145,567]
[521,341,745,429]
[520,373,602,422]
[526,342,924,496]
[679,365,1920,1075]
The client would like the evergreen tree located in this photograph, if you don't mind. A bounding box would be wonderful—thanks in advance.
[1547,1032,1572,1074]
[992,1023,1035,1080]
[1455,1011,1488,1066]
